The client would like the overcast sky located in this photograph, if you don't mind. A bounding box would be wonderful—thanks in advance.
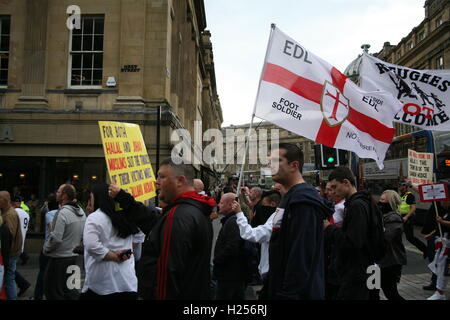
[204,0,425,127]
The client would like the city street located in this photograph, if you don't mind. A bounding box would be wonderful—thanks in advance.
[0,0,448,306]
[15,225,447,301]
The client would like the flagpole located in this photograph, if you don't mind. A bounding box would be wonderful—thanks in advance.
[236,24,277,199]
[236,115,255,198]
[431,132,444,239]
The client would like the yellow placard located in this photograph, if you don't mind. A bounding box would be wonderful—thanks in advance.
[98,121,156,202]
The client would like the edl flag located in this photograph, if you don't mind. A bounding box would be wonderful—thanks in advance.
[253,25,402,169]
[360,53,450,131]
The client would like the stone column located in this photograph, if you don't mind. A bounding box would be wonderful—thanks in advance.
[15,0,49,109]
[113,0,147,109]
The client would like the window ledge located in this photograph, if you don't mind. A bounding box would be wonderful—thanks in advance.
[64,88,104,94]
[46,88,118,95]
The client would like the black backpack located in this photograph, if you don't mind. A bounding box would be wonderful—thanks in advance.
[359,194,387,263]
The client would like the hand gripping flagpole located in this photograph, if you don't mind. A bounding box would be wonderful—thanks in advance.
[236,24,277,199]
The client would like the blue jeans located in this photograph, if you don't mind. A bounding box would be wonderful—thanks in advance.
[5,255,19,300]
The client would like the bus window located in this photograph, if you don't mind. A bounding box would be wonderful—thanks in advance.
[434,131,450,179]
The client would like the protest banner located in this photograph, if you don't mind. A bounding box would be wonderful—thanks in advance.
[360,54,450,131]
[407,149,434,186]
[99,121,156,202]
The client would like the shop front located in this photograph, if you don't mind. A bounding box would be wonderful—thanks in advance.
[0,156,106,234]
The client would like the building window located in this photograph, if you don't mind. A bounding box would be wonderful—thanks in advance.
[418,31,426,41]
[69,15,104,87]
[436,56,444,69]
[0,16,10,86]
[406,41,414,51]
[436,16,443,28]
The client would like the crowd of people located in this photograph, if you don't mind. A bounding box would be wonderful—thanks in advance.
[0,143,449,300]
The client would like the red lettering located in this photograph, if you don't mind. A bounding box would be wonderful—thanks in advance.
[143,182,154,193]
[422,106,434,119]
[107,157,128,170]
[130,185,143,198]
[403,103,421,116]
[133,141,143,152]
[105,142,122,154]
[403,103,435,119]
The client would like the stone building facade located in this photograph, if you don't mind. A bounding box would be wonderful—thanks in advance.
[345,0,449,136]
[0,0,222,237]
[375,0,449,136]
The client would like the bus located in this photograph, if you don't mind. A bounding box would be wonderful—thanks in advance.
[361,130,450,224]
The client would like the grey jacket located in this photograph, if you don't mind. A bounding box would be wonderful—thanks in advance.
[44,203,86,258]
[378,210,407,268]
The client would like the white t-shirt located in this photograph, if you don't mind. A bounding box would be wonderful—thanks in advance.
[15,208,29,253]
[82,209,137,295]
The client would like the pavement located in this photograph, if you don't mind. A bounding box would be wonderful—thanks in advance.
[13,226,448,300]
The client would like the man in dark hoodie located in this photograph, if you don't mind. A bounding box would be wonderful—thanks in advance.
[109,158,216,300]
[266,143,332,300]
[324,166,379,300]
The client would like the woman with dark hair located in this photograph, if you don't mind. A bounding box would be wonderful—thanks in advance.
[80,184,139,300]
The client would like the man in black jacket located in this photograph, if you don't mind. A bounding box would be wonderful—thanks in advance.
[324,166,379,300]
[266,143,333,300]
[213,192,247,300]
[109,158,216,300]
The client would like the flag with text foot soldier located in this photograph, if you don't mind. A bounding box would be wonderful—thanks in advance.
[253,26,402,169]
[360,53,450,131]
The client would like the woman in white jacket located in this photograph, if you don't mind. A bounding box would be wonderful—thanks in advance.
[80,183,140,300]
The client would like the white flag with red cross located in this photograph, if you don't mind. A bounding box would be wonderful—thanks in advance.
[253,26,403,169]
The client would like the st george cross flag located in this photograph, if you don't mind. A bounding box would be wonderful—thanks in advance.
[253,26,402,169]
[360,53,450,131]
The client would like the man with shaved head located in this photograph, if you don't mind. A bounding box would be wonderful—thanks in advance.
[213,192,248,300]
[193,179,206,195]
[0,191,22,300]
